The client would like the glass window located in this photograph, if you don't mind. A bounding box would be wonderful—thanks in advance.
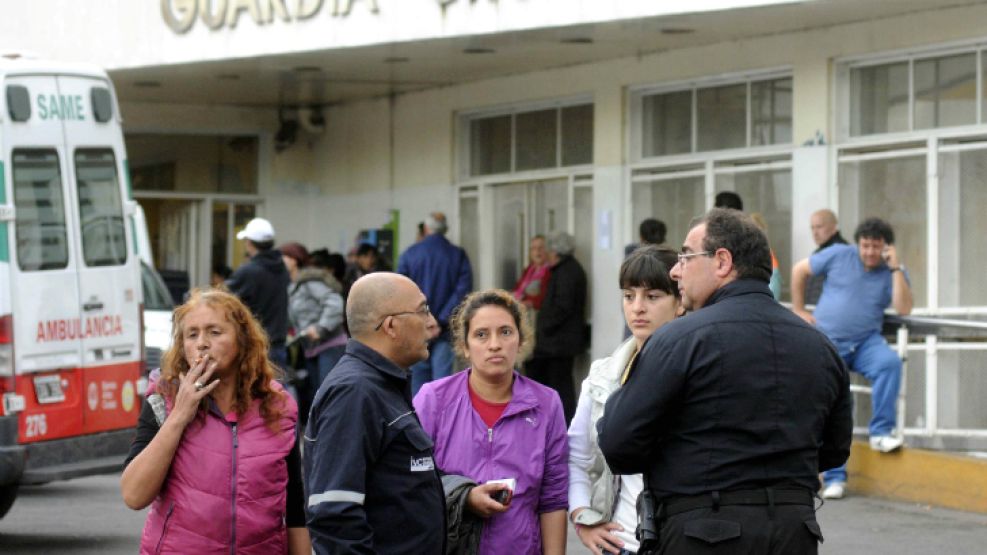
[914,53,976,129]
[938,148,987,306]
[751,78,793,146]
[515,109,558,171]
[697,83,747,151]
[469,115,512,176]
[838,155,927,307]
[140,262,174,311]
[631,176,705,250]
[642,90,692,157]
[715,169,793,299]
[850,62,909,136]
[76,149,127,266]
[12,150,69,271]
[561,104,593,166]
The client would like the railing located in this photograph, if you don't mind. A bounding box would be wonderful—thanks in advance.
[876,315,987,450]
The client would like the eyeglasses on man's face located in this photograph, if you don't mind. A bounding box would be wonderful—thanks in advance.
[374,304,431,331]
[676,251,712,265]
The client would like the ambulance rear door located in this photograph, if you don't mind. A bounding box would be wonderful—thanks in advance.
[4,73,85,443]
[57,74,142,434]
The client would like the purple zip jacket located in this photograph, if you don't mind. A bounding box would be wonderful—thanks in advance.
[414,369,569,555]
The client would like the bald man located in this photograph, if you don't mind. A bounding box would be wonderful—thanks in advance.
[304,273,445,554]
[805,209,848,305]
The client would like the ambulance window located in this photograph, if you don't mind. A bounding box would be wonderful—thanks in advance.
[12,150,69,271]
[75,149,127,266]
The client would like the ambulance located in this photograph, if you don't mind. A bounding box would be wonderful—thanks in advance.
[0,56,144,518]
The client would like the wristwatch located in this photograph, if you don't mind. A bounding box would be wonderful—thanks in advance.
[891,265,905,273]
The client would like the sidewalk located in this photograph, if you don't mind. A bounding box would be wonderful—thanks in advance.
[565,495,987,554]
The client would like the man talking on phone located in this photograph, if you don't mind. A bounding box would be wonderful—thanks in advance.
[791,217,914,500]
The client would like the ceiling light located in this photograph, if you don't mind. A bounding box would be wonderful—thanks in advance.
[383,56,410,63]
[133,80,162,88]
[660,27,695,35]
[463,47,495,54]
[561,37,594,44]
[293,65,322,72]
[217,73,240,80]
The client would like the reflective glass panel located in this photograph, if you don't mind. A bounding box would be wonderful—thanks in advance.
[697,83,747,151]
[850,62,909,136]
[469,115,512,176]
[642,90,692,157]
[515,109,558,171]
[750,78,793,146]
[631,176,705,251]
[13,150,69,271]
[561,104,594,166]
[938,149,987,306]
[75,149,127,266]
[914,53,976,129]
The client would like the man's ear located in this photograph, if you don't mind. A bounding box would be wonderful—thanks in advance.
[713,248,735,279]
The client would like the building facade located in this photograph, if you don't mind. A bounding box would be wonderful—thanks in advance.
[6,0,987,445]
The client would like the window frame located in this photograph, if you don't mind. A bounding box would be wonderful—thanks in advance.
[628,67,794,163]
[836,40,987,143]
[458,95,594,179]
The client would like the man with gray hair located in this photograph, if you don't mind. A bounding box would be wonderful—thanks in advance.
[304,272,445,554]
[526,231,587,423]
[398,211,473,395]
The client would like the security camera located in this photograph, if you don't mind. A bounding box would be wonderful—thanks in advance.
[299,106,326,135]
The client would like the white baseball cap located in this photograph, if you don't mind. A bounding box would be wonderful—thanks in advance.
[236,217,275,242]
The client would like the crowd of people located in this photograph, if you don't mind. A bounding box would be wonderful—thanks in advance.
[121,200,912,554]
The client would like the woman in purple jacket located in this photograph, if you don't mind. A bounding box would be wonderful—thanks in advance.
[414,289,569,555]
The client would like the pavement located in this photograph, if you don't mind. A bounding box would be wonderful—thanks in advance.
[565,494,987,554]
[2,472,984,554]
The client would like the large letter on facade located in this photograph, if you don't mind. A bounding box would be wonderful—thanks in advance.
[162,0,198,33]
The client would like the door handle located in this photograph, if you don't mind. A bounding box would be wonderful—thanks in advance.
[82,301,104,312]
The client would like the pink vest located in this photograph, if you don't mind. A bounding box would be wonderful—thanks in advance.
[139,382,297,554]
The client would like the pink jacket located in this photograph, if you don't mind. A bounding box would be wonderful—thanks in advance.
[139,381,297,554]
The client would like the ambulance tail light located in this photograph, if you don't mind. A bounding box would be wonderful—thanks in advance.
[0,313,13,375]
[0,314,21,416]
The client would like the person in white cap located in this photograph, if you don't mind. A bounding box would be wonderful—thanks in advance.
[226,217,291,369]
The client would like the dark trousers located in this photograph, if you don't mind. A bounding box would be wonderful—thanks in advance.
[525,356,576,424]
[658,503,822,554]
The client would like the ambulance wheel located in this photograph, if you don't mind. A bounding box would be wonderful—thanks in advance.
[0,483,17,519]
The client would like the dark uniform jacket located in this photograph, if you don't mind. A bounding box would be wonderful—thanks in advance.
[534,255,588,358]
[598,279,852,501]
[303,340,445,554]
[226,248,290,345]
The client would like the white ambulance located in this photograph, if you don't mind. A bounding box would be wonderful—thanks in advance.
[0,56,144,518]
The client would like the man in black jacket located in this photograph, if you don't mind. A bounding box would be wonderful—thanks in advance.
[527,231,587,424]
[304,272,445,554]
[598,208,852,555]
[226,217,290,368]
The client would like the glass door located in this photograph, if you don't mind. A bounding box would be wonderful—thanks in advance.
[492,179,569,290]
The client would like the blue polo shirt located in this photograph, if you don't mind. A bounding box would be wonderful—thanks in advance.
[810,244,896,344]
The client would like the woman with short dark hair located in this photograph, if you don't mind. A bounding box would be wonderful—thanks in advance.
[568,246,683,555]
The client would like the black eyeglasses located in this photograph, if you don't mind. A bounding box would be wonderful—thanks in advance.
[374,304,431,331]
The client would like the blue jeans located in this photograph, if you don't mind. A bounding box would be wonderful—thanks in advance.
[410,335,454,397]
[307,345,346,393]
[823,331,902,486]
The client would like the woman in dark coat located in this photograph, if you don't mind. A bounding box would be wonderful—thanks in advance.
[525,231,587,424]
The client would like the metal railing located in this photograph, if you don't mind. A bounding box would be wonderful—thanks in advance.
[873,315,987,450]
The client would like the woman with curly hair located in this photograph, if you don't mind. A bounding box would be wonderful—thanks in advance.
[413,289,569,555]
[121,289,310,554]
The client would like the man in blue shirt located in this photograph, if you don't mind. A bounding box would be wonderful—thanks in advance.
[791,217,913,500]
[398,212,473,395]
